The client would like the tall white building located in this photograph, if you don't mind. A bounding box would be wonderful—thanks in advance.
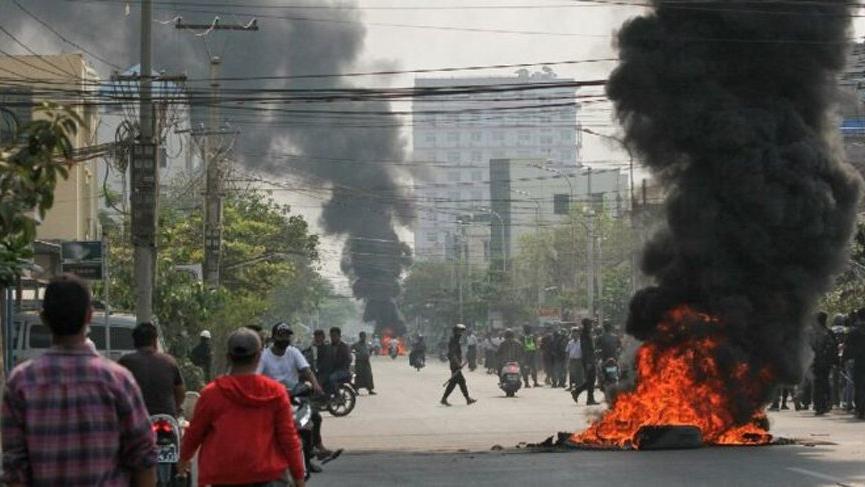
[412,70,582,261]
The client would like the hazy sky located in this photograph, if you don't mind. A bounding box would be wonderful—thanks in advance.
[5,1,865,292]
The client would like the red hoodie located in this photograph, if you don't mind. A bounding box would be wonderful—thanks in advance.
[180,374,304,485]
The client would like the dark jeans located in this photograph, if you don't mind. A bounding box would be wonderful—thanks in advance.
[813,368,832,414]
[312,410,323,447]
[443,369,469,400]
[323,370,352,395]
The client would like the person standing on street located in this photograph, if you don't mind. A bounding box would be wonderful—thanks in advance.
[2,274,157,486]
[190,329,213,382]
[553,328,570,388]
[812,311,839,416]
[843,309,865,419]
[522,325,541,388]
[352,331,377,395]
[575,319,599,405]
[566,327,585,393]
[466,329,479,372]
[180,328,306,486]
[540,328,555,385]
[119,322,186,417]
[441,324,477,406]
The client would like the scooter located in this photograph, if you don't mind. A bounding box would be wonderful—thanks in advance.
[499,361,522,397]
[150,414,188,487]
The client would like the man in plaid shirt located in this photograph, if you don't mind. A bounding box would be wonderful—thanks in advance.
[2,274,157,486]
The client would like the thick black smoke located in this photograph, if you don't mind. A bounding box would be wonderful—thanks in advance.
[611,0,862,394]
[2,1,414,333]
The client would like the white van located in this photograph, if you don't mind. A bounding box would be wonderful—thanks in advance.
[10,311,140,364]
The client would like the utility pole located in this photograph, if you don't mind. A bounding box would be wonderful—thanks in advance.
[131,0,156,323]
[586,167,594,320]
[175,18,258,289]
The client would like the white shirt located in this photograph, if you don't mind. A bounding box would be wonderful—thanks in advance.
[566,339,583,360]
[466,334,478,347]
[257,345,310,387]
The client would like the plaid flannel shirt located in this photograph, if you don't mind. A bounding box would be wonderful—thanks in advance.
[2,346,157,486]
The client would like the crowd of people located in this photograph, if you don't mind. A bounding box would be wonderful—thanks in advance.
[426,318,625,406]
[771,309,865,420]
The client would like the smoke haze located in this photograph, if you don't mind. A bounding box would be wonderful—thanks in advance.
[1,1,414,332]
[612,0,863,393]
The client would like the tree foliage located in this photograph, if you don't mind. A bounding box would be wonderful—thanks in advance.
[0,104,80,285]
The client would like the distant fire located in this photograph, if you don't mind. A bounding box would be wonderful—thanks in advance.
[570,306,773,449]
[380,335,407,355]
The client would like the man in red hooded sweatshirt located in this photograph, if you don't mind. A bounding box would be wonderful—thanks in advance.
[179,328,305,486]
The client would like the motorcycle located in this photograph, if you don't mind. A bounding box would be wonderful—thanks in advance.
[388,341,399,360]
[289,383,315,480]
[314,373,357,417]
[499,361,522,398]
[409,350,426,371]
[600,357,620,389]
[150,414,188,487]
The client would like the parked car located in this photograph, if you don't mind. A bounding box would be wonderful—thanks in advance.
[10,311,147,364]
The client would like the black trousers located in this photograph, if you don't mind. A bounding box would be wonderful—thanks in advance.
[855,367,865,417]
[813,367,832,413]
[443,370,469,400]
[312,410,323,446]
[468,346,478,371]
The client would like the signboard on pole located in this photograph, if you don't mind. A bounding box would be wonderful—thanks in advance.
[61,241,104,280]
[130,141,158,246]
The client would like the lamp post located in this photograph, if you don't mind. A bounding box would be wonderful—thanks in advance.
[473,206,506,274]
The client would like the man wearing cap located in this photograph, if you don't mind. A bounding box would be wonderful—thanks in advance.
[441,324,477,406]
[180,328,306,486]
[258,322,338,468]
[190,330,213,381]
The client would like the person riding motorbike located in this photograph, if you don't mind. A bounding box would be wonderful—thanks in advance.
[119,322,185,417]
[496,329,523,375]
[410,335,427,369]
[258,322,338,472]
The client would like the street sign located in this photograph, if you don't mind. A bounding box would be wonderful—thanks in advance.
[61,240,104,280]
[130,141,159,246]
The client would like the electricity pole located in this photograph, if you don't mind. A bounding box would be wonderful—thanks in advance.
[132,0,156,323]
[175,18,258,289]
[586,168,594,320]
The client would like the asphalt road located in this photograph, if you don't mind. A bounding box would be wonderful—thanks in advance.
[315,355,865,487]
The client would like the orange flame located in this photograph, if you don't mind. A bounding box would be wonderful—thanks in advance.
[380,335,407,355]
[570,305,773,449]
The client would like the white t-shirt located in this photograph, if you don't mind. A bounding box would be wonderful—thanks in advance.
[566,339,583,360]
[257,345,310,387]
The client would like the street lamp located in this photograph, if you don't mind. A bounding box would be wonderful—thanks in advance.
[472,206,506,274]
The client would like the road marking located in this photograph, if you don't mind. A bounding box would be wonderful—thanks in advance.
[786,467,855,487]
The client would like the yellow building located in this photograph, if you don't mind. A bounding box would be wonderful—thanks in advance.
[0,53,101,241]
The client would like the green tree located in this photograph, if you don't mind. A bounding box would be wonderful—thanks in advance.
[101,188,323,387]
[821,219,865,315]
[0,104,80,285]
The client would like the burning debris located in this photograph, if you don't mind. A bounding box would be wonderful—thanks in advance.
[572,0,863,449]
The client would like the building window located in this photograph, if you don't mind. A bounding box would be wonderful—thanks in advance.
[425,133,436,144]
[553,194,571,215]
[540,136,554,145]
[470,132,482,142]
[471,170,483,181]
[447,171,461,182]
[471,190,483,202]
[426,232,438,243]
[470,151,482,162]
[493,132,505,141]
[447,152,461,163]
[447,132,459,142]
[448,191,460,203]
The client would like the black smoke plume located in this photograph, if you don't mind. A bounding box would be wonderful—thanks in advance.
[2,1,415,333]
[611,0,862,400]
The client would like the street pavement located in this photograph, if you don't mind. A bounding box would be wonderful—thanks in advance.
[317,355,865,487]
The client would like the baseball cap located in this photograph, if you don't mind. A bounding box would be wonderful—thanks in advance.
[272,322,294,338]
[200,330,212,339]
[227,328,261,358]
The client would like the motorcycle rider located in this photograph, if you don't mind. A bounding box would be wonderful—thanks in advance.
[119,322,185,417]
[497,329,524,375]
[190,330,213,381]
[329,327,353,394]
[410,335,427,368]
[440,324,477,407]
[258,322,336,470]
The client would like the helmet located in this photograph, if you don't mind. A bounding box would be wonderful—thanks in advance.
[200,330,212,339]
[454,324,466,331]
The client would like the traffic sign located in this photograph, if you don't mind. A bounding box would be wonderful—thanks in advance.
[61,240,104,280]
